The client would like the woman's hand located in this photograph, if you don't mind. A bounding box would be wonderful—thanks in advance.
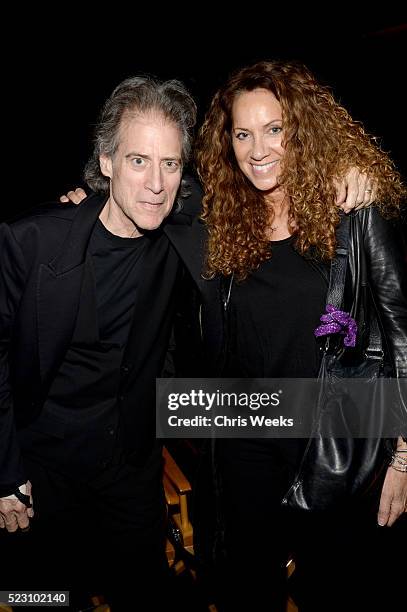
[60,187,88,205]
[377,463,407,527]
[334,167,377,213]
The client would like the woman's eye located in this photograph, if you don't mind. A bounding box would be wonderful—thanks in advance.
[235,132,249,141]
[270,126,282,135]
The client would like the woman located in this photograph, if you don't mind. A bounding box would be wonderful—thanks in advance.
[193,61,407,611]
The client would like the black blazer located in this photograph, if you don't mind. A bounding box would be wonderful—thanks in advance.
[0,186,202,495]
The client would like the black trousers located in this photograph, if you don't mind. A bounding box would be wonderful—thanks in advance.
[1,444,171,611]
[214,438,405,612]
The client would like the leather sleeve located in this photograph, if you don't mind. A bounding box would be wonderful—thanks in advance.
[362,207,407,378]
[0,223,28,496]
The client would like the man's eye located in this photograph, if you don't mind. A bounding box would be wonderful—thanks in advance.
[132,157,145,166]
[164,161,180,171]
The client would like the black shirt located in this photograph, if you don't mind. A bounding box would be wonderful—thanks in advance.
[227,236,327,378]
[224,236,328,467]
[91,220,148,346]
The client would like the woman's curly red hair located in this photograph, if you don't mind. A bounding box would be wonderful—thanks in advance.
[196,61,406,280]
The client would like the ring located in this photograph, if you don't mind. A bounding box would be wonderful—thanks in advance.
[365,189,372,193]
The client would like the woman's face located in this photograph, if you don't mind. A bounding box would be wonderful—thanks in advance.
[231,88,284,194]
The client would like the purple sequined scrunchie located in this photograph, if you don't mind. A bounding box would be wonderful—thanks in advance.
[314,304,357,347]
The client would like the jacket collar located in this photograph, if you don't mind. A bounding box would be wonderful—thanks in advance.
[48,192,107,275]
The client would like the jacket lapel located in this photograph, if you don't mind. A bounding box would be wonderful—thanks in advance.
[164,217,207,291]
[37,193,106,385]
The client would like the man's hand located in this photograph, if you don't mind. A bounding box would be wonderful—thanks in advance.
[60,188,88,205]
[334,167,377,213]
[0,481,34,532]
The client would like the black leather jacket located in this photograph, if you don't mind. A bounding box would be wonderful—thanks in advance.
[349,206,407,378]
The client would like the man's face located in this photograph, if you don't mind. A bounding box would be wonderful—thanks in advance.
[100,112,183,237]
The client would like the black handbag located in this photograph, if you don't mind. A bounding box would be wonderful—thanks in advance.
[281,213,392,513]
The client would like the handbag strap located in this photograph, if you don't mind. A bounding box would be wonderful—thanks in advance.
[326,213,350,310]
[328,213,384,360]
[353,214,384,359]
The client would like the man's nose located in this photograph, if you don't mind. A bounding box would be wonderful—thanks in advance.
[145,164,164,193]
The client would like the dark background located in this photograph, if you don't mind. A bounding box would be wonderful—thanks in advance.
[3,14,406,221]
[2,10,406,562]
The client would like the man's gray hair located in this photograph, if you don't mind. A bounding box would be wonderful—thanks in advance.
[84,76,197,196]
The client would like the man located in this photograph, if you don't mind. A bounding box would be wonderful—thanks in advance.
[0,76,198,610]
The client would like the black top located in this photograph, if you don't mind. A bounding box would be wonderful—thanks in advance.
[227,236,327,378]
[224,236,328,466]
[91,220,148,346]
